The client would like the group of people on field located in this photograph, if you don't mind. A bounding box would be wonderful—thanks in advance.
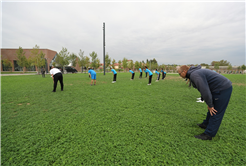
[49,64,232,141]
[129,67,167,85]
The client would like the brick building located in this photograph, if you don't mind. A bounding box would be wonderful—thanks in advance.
[1,48,58,72]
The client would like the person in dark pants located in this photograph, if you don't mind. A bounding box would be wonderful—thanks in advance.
[41,67,45,77]
[129,68,135,80]
[144,66,153,85]
[178,65,232,140]
[161,68,166,80]
[50,66,64,92]
[144,69,148,78]
[110,67,117,83]
[139,67,142,79]
[155,69,160,82]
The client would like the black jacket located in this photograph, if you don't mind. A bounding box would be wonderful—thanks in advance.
[186,65,232,107]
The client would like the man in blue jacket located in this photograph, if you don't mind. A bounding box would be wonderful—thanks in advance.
[144,66,153,85]
[178,65,232,140]
[139,67,142,79]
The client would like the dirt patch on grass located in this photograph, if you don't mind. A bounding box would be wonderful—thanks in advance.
[232,83,245,86]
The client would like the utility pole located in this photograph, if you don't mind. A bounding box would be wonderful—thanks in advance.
[103,22,105,75]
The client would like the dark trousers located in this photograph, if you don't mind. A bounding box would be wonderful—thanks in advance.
[131,73,135,79]
[157,74,160,80]
[42,72,45,77]
[113,74,117,81]
[203,86,232,137]
[162,72,165,79]
[139,72,142,78]
[145,72,147,77]
[53,73,64,91]
[149,75,152,84]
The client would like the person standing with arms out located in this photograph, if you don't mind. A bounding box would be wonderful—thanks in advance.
[144,68,148,78]
[178,65,232,140]
[139,67,142,79]
[129,68,135,80]
[110,67,117,83]
[144,66,153,85]
[155,69,161,82]
[50,66,64,92]
[88,68,96,86]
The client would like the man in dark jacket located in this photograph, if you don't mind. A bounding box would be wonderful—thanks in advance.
[178,65,232,140]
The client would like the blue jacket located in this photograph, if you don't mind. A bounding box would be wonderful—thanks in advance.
[145,69,153,76]
[186,65,232,107]
[129,70,134,74]
[111,69,117,74]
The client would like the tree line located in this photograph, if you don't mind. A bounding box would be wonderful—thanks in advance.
[2,46,246,73]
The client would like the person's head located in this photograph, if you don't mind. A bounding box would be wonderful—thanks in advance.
[51,66,54,69]
[110,67,112,69]
[145,66,148,69]
[161,68,163,70]
[156,69,157,71]
[178,65,189,78]
[129,68,131,70]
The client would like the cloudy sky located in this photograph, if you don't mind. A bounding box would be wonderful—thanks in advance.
[1,0,245,66]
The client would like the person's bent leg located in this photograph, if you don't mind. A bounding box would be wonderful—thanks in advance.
[53,74,59,91]
[204,86,232,137]
[58,73,64,91]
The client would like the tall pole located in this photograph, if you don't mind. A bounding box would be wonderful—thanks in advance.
[103,22,105,75]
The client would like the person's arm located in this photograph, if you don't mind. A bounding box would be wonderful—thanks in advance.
[191,73,214,108]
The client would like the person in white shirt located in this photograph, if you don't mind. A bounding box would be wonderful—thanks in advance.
[50,66,64,92]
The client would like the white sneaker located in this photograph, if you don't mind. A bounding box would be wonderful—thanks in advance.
[197,98,201,100]
[196,100,204,103]
[147,84,151,85]
[112,81,115,83]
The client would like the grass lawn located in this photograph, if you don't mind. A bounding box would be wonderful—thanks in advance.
[1,73,246,165]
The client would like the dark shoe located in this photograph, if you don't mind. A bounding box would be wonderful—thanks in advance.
[194,133,212,140]
[197,123,207,129]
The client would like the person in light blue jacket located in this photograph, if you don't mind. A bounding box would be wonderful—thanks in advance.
[155,69,160,82]
[144,66,153,85]
[144,69,148,78]
[161,68,166,80]
[129,68,135,80]
[110,67,117,83]
[88,68,96,86]
[139,67,142,79]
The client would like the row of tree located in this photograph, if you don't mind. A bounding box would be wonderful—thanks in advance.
[2,46,246,72]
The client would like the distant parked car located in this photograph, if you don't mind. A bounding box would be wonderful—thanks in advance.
[65,66,77,73]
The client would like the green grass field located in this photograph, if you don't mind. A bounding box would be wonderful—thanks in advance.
[1,73,246,165]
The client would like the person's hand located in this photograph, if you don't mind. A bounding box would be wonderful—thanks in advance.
[207,106,217,116]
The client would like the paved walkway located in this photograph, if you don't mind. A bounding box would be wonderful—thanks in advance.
[1,73,37,76]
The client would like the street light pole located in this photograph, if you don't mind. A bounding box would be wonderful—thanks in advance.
[103,22,105,75]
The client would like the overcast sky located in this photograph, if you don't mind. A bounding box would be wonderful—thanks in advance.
[1,0,245,66]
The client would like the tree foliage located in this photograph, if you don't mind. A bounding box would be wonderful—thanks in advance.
[69,53,78,67]
[134,61,140,70]
[78,49,85,68]
[89,51,98,68]
[96,58,100,69]
[16,46,28,72]
[122,58,128,71]
[118,60,122,70]
[84,56,90,69]
[2,57,13,71]
[241,64,246,70]
[105,53,111,68]
[112,59,116,69]
[55,47,70,70]
[128,60,134,69]
[30,45,46,73]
